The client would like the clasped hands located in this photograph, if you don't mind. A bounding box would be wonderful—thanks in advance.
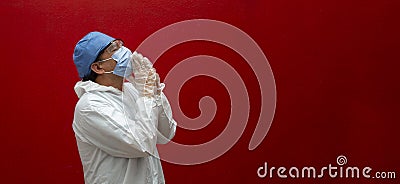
[130,51,162,98]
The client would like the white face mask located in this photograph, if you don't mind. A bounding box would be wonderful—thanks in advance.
[103,46,133,78]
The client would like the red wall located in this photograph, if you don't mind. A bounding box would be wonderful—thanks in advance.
[1,0,399,183]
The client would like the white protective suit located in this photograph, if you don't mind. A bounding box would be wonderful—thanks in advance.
[72,80,176,184]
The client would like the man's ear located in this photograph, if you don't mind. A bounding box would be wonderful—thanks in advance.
[90,62,105,74]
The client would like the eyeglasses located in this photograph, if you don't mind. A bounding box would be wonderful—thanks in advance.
[104,40,123,54]
[97,40,123,62]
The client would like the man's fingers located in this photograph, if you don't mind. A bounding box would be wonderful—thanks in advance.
[155,73,160,89]
[142,57,153,69]
[131,53,142,71]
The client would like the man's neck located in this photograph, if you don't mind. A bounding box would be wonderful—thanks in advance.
[95,75,123,91]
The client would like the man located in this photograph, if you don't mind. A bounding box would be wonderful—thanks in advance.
[72,31,177,184]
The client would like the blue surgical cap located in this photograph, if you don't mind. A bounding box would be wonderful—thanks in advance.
[73,31,115,78]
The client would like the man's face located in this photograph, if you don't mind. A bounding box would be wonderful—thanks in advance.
[97,50,117,74]
[94,40,124,76]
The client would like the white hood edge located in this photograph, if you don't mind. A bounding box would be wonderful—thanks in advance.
[74,81,121,98]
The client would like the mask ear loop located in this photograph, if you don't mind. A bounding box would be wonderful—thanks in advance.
[96,58,115,74]
[98,57,114,63]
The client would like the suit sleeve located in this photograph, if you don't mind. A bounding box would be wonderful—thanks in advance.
[73,95,157,158]
[155,90,177,144]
